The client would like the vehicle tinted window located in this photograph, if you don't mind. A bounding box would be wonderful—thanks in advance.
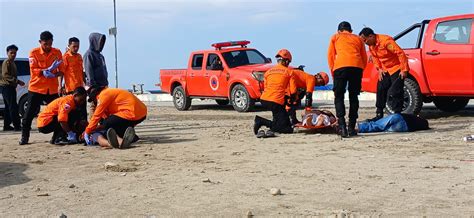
[434,19,472,44]
[0,60,30,76]
[206,54,221,70]
[192,54,204,70]
[222,49,266,68]
[16,60,30,76]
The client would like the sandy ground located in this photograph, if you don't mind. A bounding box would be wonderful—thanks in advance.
[0,100,473,216]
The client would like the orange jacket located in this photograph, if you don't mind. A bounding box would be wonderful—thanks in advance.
[28,47,63,94]
[260,64,297,105]
[85,88,147,134]
[369,34,409,75]
[60,51,84,93]
[37,95,76,128]
[292,70,316,93]
[327,31,367,74]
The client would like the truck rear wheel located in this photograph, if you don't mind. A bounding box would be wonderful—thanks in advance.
[230,84,254,112]
[386,77,423,115]
[433,97,469,112]
[215,99,229,106]
[172,86,191,111]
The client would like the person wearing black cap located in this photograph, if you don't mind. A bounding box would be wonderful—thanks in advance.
[327,21,368,137]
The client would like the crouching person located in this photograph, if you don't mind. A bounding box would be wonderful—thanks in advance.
[37,87,87,145]
[84,87,147,149]
[357,113,429,133]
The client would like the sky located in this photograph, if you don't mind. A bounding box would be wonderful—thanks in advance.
[0,0,473,90]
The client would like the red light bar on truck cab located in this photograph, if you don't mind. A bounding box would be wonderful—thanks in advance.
[211,40,250,50]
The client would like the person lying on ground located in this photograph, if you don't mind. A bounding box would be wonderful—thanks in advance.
[357,113,429,133]
[301,109,337,128]
[81,127,134,149]
[37,87,87,145]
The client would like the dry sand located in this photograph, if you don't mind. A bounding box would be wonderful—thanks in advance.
[1,101,473,216]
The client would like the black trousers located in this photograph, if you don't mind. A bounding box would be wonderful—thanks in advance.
[0,85,20,128]
[333,67,363,123]
[21,91,58,136]
[102,115,146,137]
[376,71,404,114]
[258,100,293,133]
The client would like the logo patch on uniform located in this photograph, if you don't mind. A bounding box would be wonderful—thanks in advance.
[209,75,219,91]
[64,103,71,111]
[387,43,394,52]
[29,58,35,65]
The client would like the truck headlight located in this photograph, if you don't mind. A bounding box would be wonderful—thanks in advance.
[252,71,264,82]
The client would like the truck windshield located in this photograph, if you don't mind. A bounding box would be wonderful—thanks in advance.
[222,49,267,68]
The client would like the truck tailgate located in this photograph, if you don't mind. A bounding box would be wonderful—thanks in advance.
[159,69,186,93]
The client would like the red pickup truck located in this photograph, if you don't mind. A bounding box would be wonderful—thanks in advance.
[362,14,474,114]
[159,41,273,112]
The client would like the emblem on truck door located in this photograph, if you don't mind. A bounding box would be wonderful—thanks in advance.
[209,75,219,91]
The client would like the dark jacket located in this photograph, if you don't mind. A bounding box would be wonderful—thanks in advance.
[84,33,108,87]
[0,59,18,87]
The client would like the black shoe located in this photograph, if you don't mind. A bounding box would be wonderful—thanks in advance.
[253,116,263,135]
[19,136,29,145]
[348,121,357,136]
[3,126,15,131]
[366,112,383,122]
[14,126,21,132]
[338,119,349,138]
[132,134,140,143]
[54,137,69,146]
[265,130,276,138]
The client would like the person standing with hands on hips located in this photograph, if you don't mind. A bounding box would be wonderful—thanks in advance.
[359,27,409,121]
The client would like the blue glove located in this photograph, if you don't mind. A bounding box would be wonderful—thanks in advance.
[67,131,77,144]
[47,59,63,71]
[84,132,92,145]
[42,70,56,78]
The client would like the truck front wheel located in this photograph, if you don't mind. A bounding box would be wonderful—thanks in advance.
[230,84,254,112]
[433,97,469,112]
[172,86,192,111]
[386,77,423,115]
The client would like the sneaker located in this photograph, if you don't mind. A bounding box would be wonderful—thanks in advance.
[19,136,29,145]
[54,137,69,146]
[3,126,14,131]
[106,128,120,148]
[256,130,266,138]
[265,130,276,138]
[120,127,135,149]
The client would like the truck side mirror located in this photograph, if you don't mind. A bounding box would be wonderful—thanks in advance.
[265,57,272,63]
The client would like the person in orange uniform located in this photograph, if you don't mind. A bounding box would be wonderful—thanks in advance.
[287,70,330,125]
[59,37,87,120]
[20,31,64,145]
[84,87,147,149]
[37,87,87,145]
[59,37,84,94]
[327,21,367,137]
[359,27,409,121]
[253,49,297,138]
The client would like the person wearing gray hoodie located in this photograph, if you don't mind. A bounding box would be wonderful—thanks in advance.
[83,33,108,88]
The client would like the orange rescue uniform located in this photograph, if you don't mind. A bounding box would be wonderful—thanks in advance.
[37,95,76,128]
[369,34,409,75]
[28,47,63,94]
[292,70,316,93]
[60,51,84,92]
[260,64,297,105]
[85,88,147,134]
[327,31,367,74]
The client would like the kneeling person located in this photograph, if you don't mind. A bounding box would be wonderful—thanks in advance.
[84,87,147,149]
[37,87,87,144]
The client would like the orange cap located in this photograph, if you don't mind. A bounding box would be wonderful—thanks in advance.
[275,49,292,62]
[316,72,330,85]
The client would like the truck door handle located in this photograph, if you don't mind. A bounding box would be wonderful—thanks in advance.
[426,50,440,55]
[205,73,209,77]
[190,73,194,77]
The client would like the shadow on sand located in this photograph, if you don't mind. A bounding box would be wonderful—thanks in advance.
[0,162,31,189]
